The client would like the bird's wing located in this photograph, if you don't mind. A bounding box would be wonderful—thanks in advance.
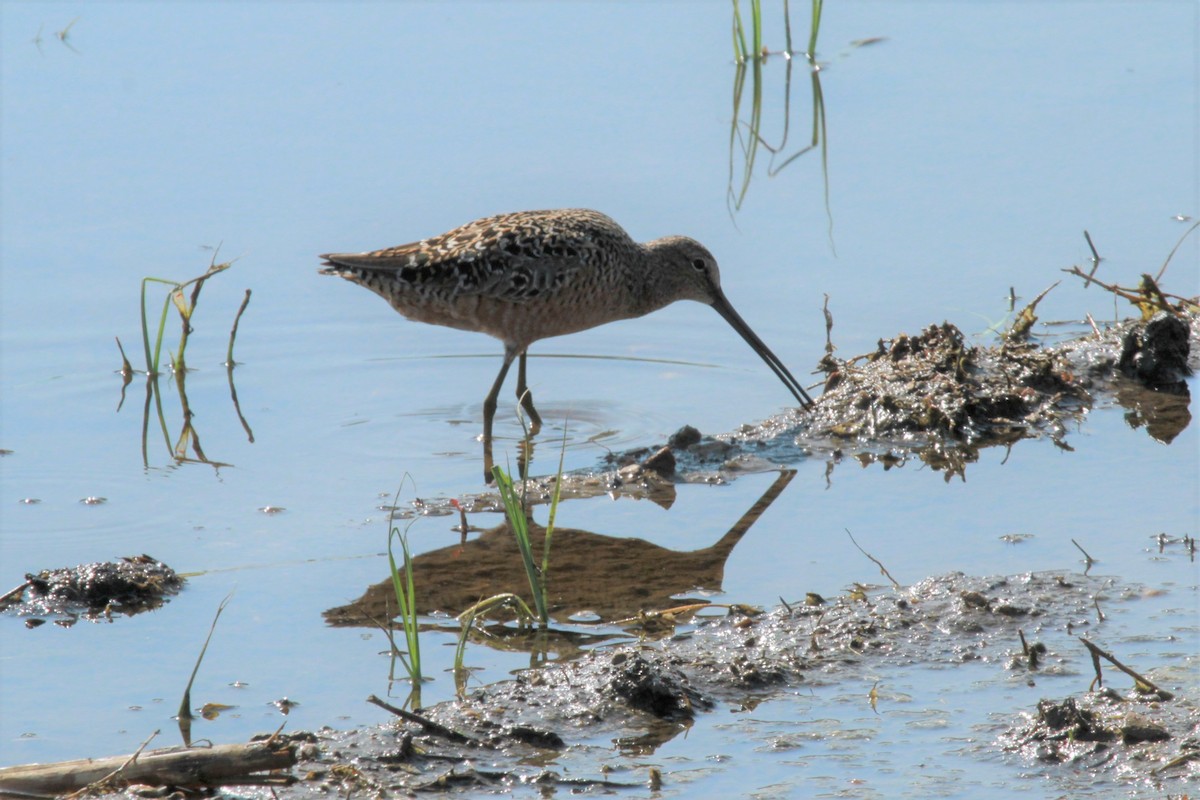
[320,209,635,302]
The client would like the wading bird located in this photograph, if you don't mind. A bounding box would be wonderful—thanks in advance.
[321,209,813,481]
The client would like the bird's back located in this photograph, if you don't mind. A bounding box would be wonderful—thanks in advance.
[320,209,651,347]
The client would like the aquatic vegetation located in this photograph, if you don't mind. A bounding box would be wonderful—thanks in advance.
[491,420,566,627]
[385,484,423,689]
[135,247,238,376]
[115,248,254,470]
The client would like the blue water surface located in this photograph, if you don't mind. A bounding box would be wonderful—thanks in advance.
[1,3,1197,797]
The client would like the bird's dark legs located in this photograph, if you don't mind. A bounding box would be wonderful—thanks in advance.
[482,348,518,483]
[512,352,542,481]
[483,348,546,484]
[515,352,543,434]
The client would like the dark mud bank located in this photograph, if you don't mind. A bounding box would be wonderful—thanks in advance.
[294,571,1198,796]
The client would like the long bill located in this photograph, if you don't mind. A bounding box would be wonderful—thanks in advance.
[711,291,814,409]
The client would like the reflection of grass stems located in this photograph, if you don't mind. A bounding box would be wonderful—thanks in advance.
[727,0,829,220]
[728,56,764,212]
[146,373,170,465]
[386,481,422,685]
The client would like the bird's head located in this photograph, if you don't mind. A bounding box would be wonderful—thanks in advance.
[644,235,724,306]
[644,233,814,409]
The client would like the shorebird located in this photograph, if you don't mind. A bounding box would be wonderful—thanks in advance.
[320,209,814,480]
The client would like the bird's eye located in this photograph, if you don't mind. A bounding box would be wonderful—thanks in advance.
[691,258,707,271]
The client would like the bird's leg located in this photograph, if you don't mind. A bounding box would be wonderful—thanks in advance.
[515,351,543,435]
[482,348,518,484]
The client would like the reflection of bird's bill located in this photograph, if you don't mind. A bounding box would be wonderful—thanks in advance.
[711,291,813,408]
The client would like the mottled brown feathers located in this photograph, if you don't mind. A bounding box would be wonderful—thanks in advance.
[320,209,639,303]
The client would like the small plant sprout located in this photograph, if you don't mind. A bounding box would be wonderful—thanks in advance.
[137,248,236,376]
[489,409,569,628]
[385,480,423,689]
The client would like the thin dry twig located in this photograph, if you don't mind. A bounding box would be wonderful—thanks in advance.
[0,579,32,610]
[366,694,483,746]
[1071,538,1095,572]
[260,720,288,748]
[1079,637,1174,700]
[1061,266,1140,301]
[1153,749,1200,776]
[1155,219,1200,282]
[1083,229,1101,265]
[1081,229,1102,289]
[1064,265,1194,307]
[845,529,901,589]
[61,729,160,800]
[822,294,835,356]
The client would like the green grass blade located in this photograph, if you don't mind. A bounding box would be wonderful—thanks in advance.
[807,0,823,59]
[139,279,153,374]
[784,0,793,55]
[539,421,569,614]
[176,593,233,732]
[492,464,547,624]
[384,478,422,683]
[386,524,421,680]
[153,290,175,375]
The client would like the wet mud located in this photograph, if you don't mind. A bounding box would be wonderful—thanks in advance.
[285,572,1198,796]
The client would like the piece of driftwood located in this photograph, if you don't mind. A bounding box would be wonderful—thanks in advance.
[0,741,296,795]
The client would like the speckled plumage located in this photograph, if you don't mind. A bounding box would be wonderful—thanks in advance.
[320,208,812,480]
[321,209,713,349]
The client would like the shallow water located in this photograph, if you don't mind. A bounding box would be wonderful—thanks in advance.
[1,2,1198,797]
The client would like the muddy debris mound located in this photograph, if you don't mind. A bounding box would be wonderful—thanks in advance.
[373,312,1196,516]
[603,311,1197,483]
[260,572,1198,796]
[1116,310,1195,387]
[1005,691,1196,772]
[0,555,183,625]
[813,322,1081,445]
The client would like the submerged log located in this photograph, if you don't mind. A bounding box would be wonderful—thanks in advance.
[0,740,296,795]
